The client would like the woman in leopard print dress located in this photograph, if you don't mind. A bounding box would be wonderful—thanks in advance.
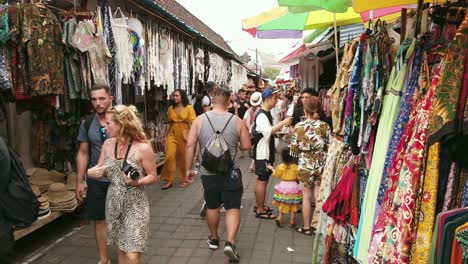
[88,105,157,264]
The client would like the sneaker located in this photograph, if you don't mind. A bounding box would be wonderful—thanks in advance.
[207,236,219,250]
[200,201,207,217]
[224,241,240,262]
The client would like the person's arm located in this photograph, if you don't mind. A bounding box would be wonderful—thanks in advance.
[75,121,90,202]
[234,102,239,116]
[257,113,291,136]
[124,143,157,187]
[164,108,172,138]
[236,116,251,151]
[186,116,201,182]
[86,139,108,179]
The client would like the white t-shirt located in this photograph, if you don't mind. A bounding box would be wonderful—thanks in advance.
[202,95,211,107]
[286,102,295,117]
[255,112,273,160]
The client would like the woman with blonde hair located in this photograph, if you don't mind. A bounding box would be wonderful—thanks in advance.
[87,105,157,264]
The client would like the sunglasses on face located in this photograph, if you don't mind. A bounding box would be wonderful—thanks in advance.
[99,126,107,142]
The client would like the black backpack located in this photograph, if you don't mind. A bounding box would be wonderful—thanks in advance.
[201,113,235,173]
[0,137,39,226]
[194,95,210,116]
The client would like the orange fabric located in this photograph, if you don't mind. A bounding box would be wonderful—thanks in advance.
[160,105,196,183]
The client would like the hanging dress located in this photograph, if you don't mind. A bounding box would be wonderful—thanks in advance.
[354,38,416,262]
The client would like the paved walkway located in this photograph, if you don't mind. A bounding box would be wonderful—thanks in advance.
[18,154,313,264]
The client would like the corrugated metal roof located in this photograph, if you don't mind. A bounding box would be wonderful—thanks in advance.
[339,23,365,46]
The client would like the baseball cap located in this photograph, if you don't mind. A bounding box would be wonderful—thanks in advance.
[250,92,263,106]
[262,88,279,100]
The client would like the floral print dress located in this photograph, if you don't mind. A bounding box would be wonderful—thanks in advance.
[290,119,331,188]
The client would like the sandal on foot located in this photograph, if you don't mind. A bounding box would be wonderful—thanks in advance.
[255,211,276,219]
[295,226,312,236]
[275,219,283,227]
[253,206,273,213]
[288,223,296,228]
[161,182,173,190]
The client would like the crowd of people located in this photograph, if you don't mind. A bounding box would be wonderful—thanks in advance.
[70,81,328,264]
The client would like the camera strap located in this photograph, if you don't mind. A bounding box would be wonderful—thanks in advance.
[114,139,134,168]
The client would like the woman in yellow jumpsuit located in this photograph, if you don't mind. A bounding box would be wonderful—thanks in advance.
[160,89,196,190]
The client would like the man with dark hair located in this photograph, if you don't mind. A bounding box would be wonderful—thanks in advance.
[76,84,114,264]
[253,88,292,219]
[186,87,251,263]
[236,89,248,119]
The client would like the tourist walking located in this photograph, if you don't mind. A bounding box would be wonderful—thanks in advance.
[236,89,249,119]
[252,88,292,219]
[243,92,262,172]
[267,148,302,228]
[76,84,114,264]
[185,87,251,262]
[160,89,196,190]
[87,105,157,264]
[290,88,331,236]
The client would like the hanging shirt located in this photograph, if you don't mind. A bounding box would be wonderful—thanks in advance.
[22,3,64,96]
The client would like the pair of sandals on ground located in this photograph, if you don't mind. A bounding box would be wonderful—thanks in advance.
[254,205,314,236]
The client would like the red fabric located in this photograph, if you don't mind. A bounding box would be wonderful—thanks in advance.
[322,161,358,225]
[243,27,257,37]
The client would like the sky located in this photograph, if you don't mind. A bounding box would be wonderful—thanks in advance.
[175,0,302,59]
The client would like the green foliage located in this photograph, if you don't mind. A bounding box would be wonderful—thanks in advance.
[263,67,280,80]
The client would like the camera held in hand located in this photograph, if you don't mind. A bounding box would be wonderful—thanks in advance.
[122,163,140,180]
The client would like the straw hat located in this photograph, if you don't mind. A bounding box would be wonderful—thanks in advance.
[250,92,263,106]
[31,185,41,197]
[65,172,77,191]
[49,170,65,183]
[27,167,49,178]
[29,178,54,193]
[48,183,76,204]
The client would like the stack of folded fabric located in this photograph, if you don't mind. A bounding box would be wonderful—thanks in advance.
[48,183,77,213]
[31,185,51,220]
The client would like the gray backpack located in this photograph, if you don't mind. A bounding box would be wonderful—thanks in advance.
[201,113,235,173]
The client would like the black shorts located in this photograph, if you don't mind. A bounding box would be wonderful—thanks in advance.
[255,160,271,182]
[85,178,109,221]
[201,175,243,210]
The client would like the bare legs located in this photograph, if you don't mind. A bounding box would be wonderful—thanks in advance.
[206,207,240,243]
[301,187,313,229]
[95,220,109,264]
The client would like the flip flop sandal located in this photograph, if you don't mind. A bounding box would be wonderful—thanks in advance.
[255,211,276,219]
[253,206,273,213]
[288,223,296,228]
[161,183,173,190]
[295,226,312,236]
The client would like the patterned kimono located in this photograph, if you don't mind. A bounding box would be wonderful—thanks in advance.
[290,119,331,188]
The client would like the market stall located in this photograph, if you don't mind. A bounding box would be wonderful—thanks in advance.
[0,0,247,240]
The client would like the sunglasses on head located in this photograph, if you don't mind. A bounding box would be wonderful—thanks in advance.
[99,126,107,142]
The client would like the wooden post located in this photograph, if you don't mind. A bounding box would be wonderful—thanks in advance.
[401,8,407,44]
